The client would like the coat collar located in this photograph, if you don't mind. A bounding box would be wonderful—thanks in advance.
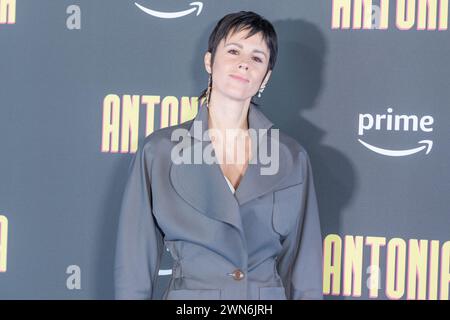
[186,100,274,141]
[169,102,301,266]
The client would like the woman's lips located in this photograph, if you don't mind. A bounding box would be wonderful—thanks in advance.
[230,74,249,83]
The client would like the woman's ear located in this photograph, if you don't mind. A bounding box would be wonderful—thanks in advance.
[204,51,212,74]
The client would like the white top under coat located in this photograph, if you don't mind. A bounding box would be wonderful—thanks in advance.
[223,175,236,194]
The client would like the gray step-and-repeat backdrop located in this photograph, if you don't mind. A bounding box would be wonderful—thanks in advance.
[1,0,449,299]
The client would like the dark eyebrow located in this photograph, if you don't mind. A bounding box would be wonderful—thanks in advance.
[225,42,267,58]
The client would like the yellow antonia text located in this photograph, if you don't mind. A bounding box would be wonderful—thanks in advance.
[0,0,16,24]
[332,0,448,30]
[101,94,204,153]
[0,215,8,272]
[323,234,450,300]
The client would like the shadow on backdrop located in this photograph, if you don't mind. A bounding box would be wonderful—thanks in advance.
[262,19,357,300]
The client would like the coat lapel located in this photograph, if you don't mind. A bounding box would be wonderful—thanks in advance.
[169,102,241,227]
[169,102,301,264]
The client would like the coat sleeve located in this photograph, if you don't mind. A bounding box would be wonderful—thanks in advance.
[277,150,323,300]
[114,141,164,300]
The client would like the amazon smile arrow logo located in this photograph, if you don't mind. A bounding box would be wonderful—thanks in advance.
[135,1,203,19]
[358,139,433,157]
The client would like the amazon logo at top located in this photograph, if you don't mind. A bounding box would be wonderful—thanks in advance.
[357,107,434,157]
[134,1,203,19]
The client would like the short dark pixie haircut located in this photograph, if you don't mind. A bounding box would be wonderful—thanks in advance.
[199,11,278,107]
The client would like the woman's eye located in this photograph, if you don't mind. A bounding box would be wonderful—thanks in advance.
[228,49,263,63]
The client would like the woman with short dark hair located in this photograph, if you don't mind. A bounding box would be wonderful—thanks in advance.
[115,11,323,300]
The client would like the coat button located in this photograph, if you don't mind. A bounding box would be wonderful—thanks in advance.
[229,269,245,281]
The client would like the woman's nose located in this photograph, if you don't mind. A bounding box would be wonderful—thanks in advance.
[239,63,249,70]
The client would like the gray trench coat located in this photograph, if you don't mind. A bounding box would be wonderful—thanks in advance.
[114,103,323,300]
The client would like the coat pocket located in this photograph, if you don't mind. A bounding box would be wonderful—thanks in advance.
[166,288,221,300]
[259,286,287,300]
[272,183,303,237]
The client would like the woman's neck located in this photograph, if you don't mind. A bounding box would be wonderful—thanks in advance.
[206,93,251,133]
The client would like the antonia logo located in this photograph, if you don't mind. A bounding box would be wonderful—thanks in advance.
[135,1,203,19]
[332,0,448,30]
[358,108,434,157]
[0,0,16,24]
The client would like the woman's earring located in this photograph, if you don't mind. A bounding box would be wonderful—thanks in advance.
[257,86,265,98]
[205,74,212,105]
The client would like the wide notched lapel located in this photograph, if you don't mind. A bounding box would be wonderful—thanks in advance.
[169,139,243,234]
[169,105,244,239]
[169,103,298,263]
[233,104,294,206]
